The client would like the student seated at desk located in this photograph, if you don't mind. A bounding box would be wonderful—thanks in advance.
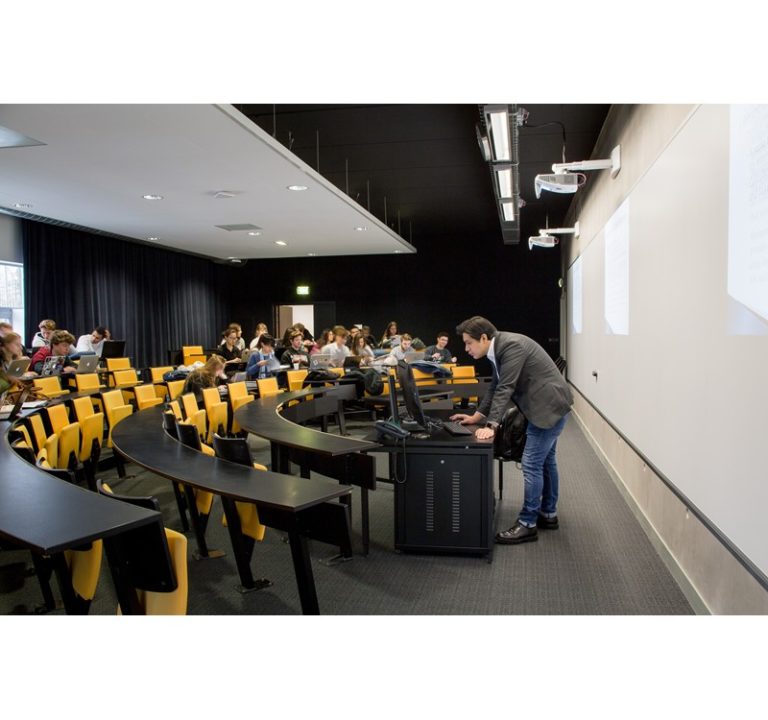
[389,333,413,361]
[423,331,458,364]
[30,318,56,349]
[280,330,309,368]
[30,330,77,375]
[75,325,110,357]
[218,327,243,364]
[182,354,227,399]
[221,322,246,352]
[1,332,36,378]
[246,335,277,379]
[326,326,351,367]
[351,334,375,366]
[248,322,269,351]
[379,320,401,349]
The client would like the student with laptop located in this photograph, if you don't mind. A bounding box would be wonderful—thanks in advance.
[351,333,375,366]
[1,332,35,378]
[389,333,414,361]
[423,331,458,364]
[30,319,57,348]
[75,325,110,357]
[280,330,310,368]
[246,334,278,379]
[326,326,352,367]
[30,330,77,375]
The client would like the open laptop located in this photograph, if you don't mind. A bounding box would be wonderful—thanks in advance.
[0,385,32,422]
[4,357,31,379]
[100,340,126,359]
[343,356,362,368]
[404,351,425,363]
[41,355,67,376]
[309,353,332,370]
[75,355,101,373]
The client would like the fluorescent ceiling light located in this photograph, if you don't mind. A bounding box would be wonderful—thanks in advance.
[355,226,367,232]
[486,106,510,162]
[142,194,164,200]
[247,231,261,236]
[287,185,308,191]
[501,201,515,222]
[494,166,513,199]
[275,240,287,246]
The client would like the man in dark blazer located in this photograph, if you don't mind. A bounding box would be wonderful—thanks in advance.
[451,316,573,545]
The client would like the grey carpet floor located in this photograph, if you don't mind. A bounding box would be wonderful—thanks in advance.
[0,416,693,615]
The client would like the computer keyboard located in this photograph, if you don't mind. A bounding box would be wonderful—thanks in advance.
[439,420,475,436]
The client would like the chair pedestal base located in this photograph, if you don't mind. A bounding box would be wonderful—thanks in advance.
[236,578,273,594]
[192,548,226,560]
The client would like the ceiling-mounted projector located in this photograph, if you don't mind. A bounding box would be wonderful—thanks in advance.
[534,172,579,199]
[528,233,559,250]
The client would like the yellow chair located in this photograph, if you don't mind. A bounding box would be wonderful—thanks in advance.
[201,387,228,443]
[46,404,71,435]
[149,366,175,400]
[75,373,103,393]
[112,369,140,404]
[56,422,81,471]
[133,383,164,411]
[101,389,134,449]
[227,381,254,434]
[166,399,183,420]
[286,369,308,391]
[256,377,282,398]
[71,396,98,423]
[180,392,199,418]
[23,413,48,454]
[106,357,132,387]
[98,481,188,615]
[166,379,186,401]
[33,376,69,399]
[182,345,206,365]
[37,436,58,469]
[451,364,478,404]
[412,367,439,387]
[63,540,103,612]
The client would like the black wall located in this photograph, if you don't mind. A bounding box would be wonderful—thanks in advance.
[22,220,563,371]
[227,229,564,374]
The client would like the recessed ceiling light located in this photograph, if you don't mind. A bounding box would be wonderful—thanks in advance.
[247,231,262,236]
[275,241,288,246]
[147,236,160,241]
[142,194,164,200]
[287,185,308,192]
[307,253,317,256]
[393,250,402,254]
[355,226,367,232]
[13,202,32,209]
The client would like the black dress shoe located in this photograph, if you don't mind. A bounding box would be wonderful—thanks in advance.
[495,521,538,545]
[537,514,559,530]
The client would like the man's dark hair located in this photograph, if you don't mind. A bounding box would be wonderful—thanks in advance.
[456,316,497,340]
[258,334,274,348]
[436,330,450,340]
[93,326,108,338]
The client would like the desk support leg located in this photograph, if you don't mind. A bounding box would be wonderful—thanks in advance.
[361,487,370,556]
[183,486,225,560]
[287,527,320,615]
[220,498,272,593]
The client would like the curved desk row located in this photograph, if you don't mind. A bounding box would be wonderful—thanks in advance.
[111,405,353,614]
[0,417,166,614]
[234,385,381,554]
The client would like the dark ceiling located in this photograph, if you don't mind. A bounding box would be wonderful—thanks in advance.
[235,103,610,249]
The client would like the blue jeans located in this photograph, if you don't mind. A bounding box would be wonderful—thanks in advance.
[518,413,568,527]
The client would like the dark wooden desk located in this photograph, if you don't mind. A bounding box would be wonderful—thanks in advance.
[111,406,354,614]
[234,387,381,554]
[0,419,165,613]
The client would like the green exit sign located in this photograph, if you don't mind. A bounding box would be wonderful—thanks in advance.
[296,285,310,296]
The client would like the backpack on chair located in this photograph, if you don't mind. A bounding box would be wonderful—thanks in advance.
[493,402,528,462]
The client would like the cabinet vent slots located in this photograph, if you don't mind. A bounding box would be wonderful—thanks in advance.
[451,472,461,532]
[425,473,435,532]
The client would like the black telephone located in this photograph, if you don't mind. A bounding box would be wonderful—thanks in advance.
[375,419,411,440]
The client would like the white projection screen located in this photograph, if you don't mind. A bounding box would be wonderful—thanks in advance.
[567,104,768,579]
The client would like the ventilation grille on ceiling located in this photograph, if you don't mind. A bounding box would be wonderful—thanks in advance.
[215,223,263,232]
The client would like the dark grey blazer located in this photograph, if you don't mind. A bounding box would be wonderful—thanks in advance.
[477,332,573,429]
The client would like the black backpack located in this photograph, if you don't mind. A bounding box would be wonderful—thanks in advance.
[493,402,528,461]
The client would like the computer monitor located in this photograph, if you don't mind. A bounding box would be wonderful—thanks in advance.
[100,340,126,359]
[396,360,430,431]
